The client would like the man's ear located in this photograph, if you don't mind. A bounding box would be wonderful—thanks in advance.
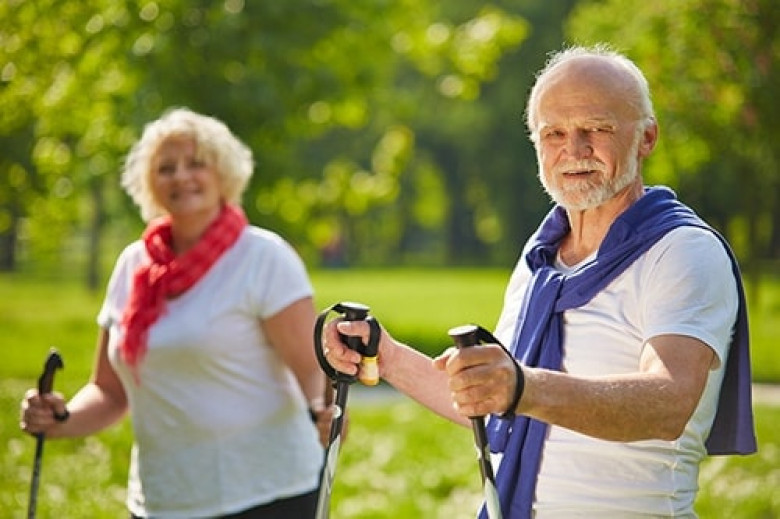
[639,117,659,157]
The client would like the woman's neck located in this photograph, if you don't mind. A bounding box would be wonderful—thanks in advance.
[168,205,222,255]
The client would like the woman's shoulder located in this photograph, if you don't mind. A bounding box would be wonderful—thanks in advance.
[239,225,297,251]
[232,226,305,265]
[242,225,285,242]
[111,239,147,269]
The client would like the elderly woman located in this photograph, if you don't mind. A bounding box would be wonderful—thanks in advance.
[21,108,330,518]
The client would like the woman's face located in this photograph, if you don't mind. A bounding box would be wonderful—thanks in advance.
[149,137,222,219]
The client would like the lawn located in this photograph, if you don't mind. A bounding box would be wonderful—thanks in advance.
[1,270,778,518]
[311,267,511,358]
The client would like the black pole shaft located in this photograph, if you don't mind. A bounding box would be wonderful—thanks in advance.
[471,416,496,483]
[27,438,45,519]
[449,326,497,482]
[448,325,502,519]
[328,380,350,444]
[315,302,375,519]
[28,349,63,519]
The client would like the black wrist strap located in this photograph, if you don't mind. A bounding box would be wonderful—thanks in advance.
[469,326,525,420]
[499,359,524,420]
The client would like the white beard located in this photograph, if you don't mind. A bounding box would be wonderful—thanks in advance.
[539,130,642,211]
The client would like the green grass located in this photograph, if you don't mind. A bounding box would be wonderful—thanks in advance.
[1,270,778,518]
[336,401,780,519]
[696,402,780,517]
[3,393,779,518]
[745,273,780,383]
[311,267,511,358]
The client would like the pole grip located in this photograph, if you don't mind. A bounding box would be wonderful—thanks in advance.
[315,302,380,385]
[335,301,380,386]
[37,349,64,395]
[447,325,498,483]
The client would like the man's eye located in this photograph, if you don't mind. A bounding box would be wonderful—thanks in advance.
[542,130,564,140]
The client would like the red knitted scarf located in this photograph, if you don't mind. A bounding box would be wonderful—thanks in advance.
[120,204,248,370]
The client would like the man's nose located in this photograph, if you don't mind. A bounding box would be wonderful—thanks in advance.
[565,131,594,158]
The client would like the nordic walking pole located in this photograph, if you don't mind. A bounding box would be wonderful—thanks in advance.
[313,302,380,519]
[448,324,504,519]
[27,348,64,519]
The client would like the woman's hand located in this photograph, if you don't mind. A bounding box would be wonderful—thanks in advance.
[310,403,349,448]
[20,389,69,436]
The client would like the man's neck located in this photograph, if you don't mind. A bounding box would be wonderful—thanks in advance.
[559,184,643,266]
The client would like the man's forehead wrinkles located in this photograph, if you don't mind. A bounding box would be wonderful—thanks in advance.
[538,114,618,129]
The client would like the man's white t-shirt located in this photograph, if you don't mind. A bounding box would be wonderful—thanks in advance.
[98,226,322,518]
[494,226,738,518]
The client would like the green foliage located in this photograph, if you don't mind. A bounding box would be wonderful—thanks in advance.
[0,0,145,273]
[5,0,777,283]
[567,0,780,269]
[0,0,531,275]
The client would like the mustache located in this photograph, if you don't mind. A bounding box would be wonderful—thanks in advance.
[552,160,606,175]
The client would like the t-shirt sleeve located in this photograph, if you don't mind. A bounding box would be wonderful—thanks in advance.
[246,230,314,319]
[96,242,143,329]
[641,227,739,368]
[494,253,532,346]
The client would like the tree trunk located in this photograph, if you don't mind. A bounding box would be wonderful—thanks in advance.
[86,176,105,291]
[0,203,19,271]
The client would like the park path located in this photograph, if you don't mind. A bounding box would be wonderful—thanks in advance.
[752,383,780,406]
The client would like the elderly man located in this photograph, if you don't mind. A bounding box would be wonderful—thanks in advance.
[323,45,755,518]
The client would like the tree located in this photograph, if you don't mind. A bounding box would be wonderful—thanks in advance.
[0,0,144,286]
[1,0,531,283]
[452,0,580,265]
[567,0,780,290]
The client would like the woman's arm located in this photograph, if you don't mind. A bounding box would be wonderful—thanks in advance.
[262,296,333,445]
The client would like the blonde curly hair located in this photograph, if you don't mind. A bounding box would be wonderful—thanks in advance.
[121,108,254,222]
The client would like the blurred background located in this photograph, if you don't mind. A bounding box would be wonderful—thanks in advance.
[2,0,778,290]
[3,2,780,517]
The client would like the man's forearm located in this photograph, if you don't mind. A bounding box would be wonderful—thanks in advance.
[382,341,470,427]
[519,368,698,441]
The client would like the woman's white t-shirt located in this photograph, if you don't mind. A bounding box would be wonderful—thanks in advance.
[98,226,322,518]
[494,226,738,518]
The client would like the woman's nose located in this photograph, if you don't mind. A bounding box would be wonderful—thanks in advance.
[171,162,191,180]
